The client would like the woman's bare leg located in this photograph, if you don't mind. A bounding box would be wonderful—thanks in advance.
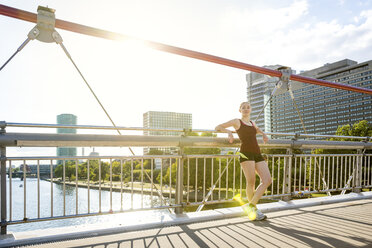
[241,161,256,202]
[250,161,272,205]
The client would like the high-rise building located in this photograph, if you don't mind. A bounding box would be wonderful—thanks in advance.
[143,111,192,155]
[57,114,77,163]
[248,59,372,135]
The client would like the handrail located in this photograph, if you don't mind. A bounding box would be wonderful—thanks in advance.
[4,121,370,140]
[0,132,371,149]
[1,4,371,95]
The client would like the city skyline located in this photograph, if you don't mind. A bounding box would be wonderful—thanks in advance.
[2,0,372,157]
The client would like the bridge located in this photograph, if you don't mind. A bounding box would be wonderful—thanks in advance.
[1,192,372,247]
[0,122,372,247]
[1,4,372,247]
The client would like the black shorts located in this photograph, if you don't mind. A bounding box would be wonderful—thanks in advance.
[239,151,265,163]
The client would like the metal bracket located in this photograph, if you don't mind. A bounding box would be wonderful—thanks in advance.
[276,66,292,92]
[182,128,192,137]
[0,220,7,227]
[292,133,300,141]
[27,6,63,44]
[0,121,5,134]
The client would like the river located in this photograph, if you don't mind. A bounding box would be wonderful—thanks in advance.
[5,178,165,232]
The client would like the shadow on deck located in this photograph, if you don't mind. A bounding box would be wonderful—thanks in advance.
[1,193,372,247]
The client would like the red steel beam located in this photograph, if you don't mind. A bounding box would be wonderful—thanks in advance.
[1,4,372,95]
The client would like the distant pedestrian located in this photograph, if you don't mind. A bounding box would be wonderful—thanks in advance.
[215,102,272,220]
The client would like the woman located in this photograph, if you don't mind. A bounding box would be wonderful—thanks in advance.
[215,102,272,220]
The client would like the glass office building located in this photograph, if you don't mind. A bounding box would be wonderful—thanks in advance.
[56,114,77,163]
[264,59,372,135]
[143,111,192,154]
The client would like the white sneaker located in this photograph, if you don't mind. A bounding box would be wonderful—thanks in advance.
[242,203,257,220]
[255,209,267,221]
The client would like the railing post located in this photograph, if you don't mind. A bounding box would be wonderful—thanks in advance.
[1,122,7,235]
[353,149,363,193]
[282,148,293,201]
[175,146,184,214]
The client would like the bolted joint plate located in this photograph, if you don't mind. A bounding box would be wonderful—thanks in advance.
[277,66,292,91]
[274,66,298,96]
[279,67,292,83]
[28,6,63,44]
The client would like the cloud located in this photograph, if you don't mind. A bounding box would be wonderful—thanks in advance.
[221,0,309,36]
[280,9,372,69]
[218,0,372,71]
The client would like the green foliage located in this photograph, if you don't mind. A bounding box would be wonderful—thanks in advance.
[162,162,177,185]
[217,156,243,191]
[261,148,287,154]
[54,161,76,181]
[334,120,372,140]
[112,174,121,181]
[182,132,223,190]
[261,148,302,155]
[51,121,370,199]
[184,132,221,155]
[143,160,151,169]
[314,120,371,154]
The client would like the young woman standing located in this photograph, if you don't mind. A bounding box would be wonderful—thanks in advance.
[215,102,272,220]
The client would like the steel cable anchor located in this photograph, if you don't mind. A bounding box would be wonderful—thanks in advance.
[0,6,62,72]
[27,6,63,44]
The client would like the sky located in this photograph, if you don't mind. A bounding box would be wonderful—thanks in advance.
[1,0,372,157]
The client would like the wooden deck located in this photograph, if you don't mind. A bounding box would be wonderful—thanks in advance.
[26,199,372,248]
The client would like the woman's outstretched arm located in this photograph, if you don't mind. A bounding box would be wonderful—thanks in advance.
[215,119,239,143]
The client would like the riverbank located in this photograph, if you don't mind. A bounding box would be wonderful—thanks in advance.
[46,178,236,202]
[47,178,177,197]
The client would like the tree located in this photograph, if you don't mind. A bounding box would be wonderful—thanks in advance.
[335,120,372,141]
[314,120,372,154]
[54,161,76,181]
[162,162,177,186]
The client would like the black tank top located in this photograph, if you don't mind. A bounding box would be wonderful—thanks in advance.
[236,119,261,154]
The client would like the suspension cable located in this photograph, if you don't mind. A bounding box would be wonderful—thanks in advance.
[254,80,281,123]
[2,5,173,212]
[59,43,173,209]
[0,38,31,71]
[288,86,332,196]
[289,91,307,134]
[59,43,122,136]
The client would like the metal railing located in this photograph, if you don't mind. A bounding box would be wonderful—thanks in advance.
[5,156,182,220]
[3,121,370,140]
[1,122,372,234]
